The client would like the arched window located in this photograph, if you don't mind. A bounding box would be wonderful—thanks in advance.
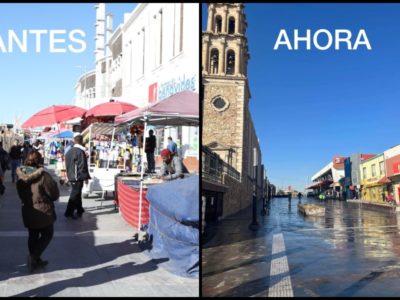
[226,50,235,75]
[210,49,219,74]
[215,15,222,33]
[228,17,235,34]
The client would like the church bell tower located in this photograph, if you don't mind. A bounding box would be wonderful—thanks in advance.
[202,3,251,175]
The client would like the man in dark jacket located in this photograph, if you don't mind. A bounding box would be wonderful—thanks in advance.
[0,143,9,194]
[16,151,59,272]
[9,140,22,182]
[64,135,90,219]
[145,129,156,173]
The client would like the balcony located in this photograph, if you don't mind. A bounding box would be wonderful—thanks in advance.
[202,146,241,185]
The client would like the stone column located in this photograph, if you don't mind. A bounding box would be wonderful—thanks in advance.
[235,39,241,75]
[235,11,240,34]
[202,36,209,74]
[219,41,226,75]
[222,8,228,33]
[207,4,214,32]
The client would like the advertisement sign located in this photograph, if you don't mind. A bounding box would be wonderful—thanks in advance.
[148,82,158,103]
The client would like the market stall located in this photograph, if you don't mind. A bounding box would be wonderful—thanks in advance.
[113,90,199,241]
[80,122,128,199]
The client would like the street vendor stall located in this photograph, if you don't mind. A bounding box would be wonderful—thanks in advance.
[80,122,127,199]
[113,90,199,241]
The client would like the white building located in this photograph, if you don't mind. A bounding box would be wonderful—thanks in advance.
[75,3,199,161]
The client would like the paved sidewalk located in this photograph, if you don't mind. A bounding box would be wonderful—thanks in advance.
[0,166,198,297]
[346,199,400,212]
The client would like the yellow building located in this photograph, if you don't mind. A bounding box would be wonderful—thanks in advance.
[360,153,386,203]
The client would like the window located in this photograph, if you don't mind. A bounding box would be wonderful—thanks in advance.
[172,4,176,57]
[213,97,226,109]
[211,96,229,112]
[363,167,367,179]
[226,50,235,75]
[228,17,235,34]
[379,161,384,175]
[215,15,222,33]
[210,49,219,74]
[371,164,376,177]
[179,3,184,52]
[159,9,163,65]
[142,28,145,75]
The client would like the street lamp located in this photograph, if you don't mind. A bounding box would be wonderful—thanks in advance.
[249,147,259,231]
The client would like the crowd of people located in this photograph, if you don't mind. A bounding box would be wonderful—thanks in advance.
[0,131,190,273]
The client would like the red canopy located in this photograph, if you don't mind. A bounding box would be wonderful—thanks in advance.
[22,105,86,129]
[378,176,392,184]
[114,91,199,126]
[305,180,333,190]
[84,101,138,117]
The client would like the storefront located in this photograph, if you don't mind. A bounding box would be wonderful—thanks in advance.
[384,145,400,204]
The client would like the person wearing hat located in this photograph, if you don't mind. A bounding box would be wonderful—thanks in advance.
[157,148,189,181]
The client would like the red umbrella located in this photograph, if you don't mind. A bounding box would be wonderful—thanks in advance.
[84,101,138,118]
[22,105,87,129]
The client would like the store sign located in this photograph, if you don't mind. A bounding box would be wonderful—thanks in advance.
[156,74,196,101]
[148,82,157,103]
[393,162,400,174]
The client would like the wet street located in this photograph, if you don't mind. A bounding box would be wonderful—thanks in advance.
[202,197,400,297]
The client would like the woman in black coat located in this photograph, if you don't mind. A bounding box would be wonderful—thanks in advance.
[16,151,59,272]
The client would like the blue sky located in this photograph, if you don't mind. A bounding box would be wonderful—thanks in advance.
[0,3,136,126]
[202,4,400,191]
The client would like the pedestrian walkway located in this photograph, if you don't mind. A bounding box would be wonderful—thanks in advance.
[0,166,198,297]
[203,197,400,297]
[347,199,400,212]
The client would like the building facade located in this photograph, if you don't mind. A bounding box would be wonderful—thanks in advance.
[74,3,199,165]
[308,156,346,197]
[360,153,386,203]
[384,145,400,204]
[202,3,263,219]
[343,153,375,199]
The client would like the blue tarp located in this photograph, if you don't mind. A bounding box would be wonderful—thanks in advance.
[52,131,73,139]
[145,175,199,278]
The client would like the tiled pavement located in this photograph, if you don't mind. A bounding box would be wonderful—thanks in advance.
[0,165,198,297]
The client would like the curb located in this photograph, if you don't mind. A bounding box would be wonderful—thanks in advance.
[346,199,398,212]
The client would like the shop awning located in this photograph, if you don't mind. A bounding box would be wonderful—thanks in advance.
[114,91,199,126]
[81,123,126,140]
[362,181,384,188]
[378,176,392,184]
[305,180,333,190]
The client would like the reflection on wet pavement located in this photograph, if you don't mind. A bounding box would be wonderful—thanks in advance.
[202,197,400,297]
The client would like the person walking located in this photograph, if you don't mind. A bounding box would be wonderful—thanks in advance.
[64,135,90,219]
[0,142,10,195]
[16,151,59,272]
[145,129,156,173]
[9,140,22,183]
[21,141,33,165]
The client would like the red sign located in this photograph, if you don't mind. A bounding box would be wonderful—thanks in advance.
[148,83,158,103]
[332,156,346,168]
[387,154,400,176]
[394,162,400,174]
